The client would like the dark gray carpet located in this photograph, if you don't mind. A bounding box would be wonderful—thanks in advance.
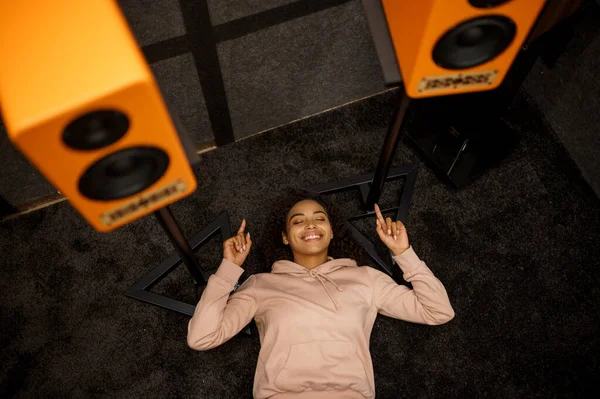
[1,89,600,398]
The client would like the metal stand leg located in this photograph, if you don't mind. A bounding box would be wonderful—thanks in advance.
[154,206,207,285]
[366,87,412,209]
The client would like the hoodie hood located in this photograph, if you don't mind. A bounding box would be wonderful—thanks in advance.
[271,257,358,310]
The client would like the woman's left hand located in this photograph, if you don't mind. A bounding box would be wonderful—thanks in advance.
[374,203,410,256]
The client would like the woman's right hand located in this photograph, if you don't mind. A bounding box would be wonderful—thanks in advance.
[223,219,252,266]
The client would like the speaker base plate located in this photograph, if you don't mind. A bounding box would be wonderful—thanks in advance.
[404,118,519,188]
[125,212,251,334]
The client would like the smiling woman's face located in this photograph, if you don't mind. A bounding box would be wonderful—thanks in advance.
[282,200,333,257]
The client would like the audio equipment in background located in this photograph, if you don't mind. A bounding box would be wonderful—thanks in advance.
[381,0,547,98]
[400,0,584,188]
[0,0,198,232]
[356,0,548,204]
[360,0,585,190]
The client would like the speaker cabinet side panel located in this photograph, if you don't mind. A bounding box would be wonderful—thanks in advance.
[381,0,436,86]
[0,0,147,136]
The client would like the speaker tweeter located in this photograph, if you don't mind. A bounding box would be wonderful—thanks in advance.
[62,110,130,150]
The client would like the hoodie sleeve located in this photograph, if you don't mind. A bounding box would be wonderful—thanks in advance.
[187,259,257,350]
[367,246,455,325]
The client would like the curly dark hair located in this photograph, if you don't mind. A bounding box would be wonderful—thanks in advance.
[264,188,369,268]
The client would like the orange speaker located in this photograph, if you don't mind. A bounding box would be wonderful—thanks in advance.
[0,0,197,232]
[382,0,547,98]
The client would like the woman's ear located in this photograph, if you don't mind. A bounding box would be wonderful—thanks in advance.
[282,231,289,245]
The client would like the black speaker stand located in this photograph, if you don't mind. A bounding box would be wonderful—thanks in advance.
[126,207,252,333]
[307,87,418,283]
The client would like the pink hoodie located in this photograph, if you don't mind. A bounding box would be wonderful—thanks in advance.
[188,247,454,398]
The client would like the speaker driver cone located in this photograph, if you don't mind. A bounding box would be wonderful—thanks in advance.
[433,16,516,70]
[79,147,169,201]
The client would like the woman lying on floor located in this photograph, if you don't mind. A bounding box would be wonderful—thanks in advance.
[187,189,454,399]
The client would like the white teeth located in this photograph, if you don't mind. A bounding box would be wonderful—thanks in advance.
[304,235,320,240]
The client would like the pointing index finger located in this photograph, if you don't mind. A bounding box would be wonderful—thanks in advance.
[374,204,386,226]
[237,219,246,235]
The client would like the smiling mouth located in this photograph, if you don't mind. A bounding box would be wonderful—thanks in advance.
[302,233,323,242]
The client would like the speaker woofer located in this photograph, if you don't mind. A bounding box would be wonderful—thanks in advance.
[469,0,512,8]
[79,147,169,201]
[63,110,130,150]
[433,16,516,70]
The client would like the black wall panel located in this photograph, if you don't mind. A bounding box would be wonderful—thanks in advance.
[218,0,385,138]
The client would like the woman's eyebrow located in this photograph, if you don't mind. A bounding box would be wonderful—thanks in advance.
[289,213,305,220]
[288,210,327,221]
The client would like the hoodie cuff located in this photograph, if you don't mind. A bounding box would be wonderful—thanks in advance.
[215,258,245,287]
[392,246,422,275]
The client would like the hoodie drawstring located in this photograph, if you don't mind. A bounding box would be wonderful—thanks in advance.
[309,269,344,310]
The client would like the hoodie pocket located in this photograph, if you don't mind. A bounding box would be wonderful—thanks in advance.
[274,341,371,395]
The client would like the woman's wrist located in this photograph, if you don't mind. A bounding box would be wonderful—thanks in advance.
[224,256,244,267]
[392,246,410,256]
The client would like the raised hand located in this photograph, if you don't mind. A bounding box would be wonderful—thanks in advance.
[374,204,410,256]
[223,219,252,266]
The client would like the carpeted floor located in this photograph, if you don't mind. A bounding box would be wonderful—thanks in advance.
[1,89,599,398]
